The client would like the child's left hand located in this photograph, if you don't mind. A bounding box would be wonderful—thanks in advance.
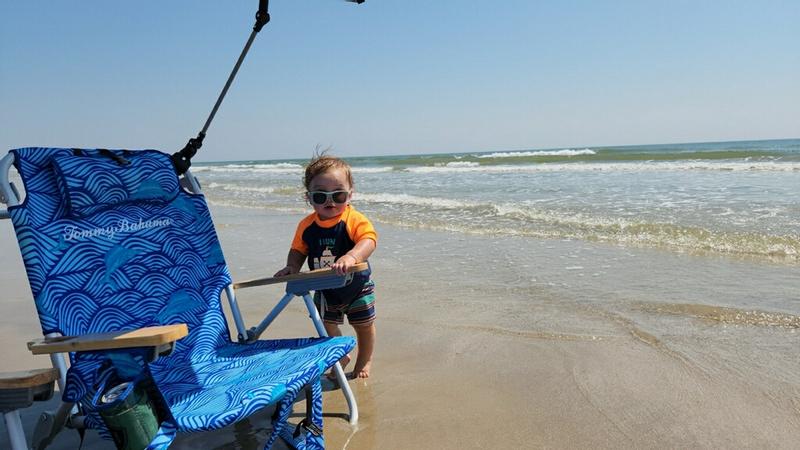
[331,254,358,276]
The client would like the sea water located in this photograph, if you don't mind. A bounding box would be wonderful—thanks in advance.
[196,137,799,347]
[195,138,800,264]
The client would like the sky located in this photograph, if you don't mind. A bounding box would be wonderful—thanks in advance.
[1,0,798,162]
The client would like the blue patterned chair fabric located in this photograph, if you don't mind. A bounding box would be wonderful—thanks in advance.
[7,147,355,449]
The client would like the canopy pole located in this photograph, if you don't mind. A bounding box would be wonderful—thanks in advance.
[171,0,367,174]
[171,0,271,175]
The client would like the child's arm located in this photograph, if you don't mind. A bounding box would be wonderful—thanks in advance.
[274,249,307,277]
[331,238,376,276]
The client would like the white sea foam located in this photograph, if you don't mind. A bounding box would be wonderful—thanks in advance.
[192,163,303,173]
[203,184,799,262]
[194,163,393,174]
[477,149,596,158]
[405,160,800,174]
[358,193,627,230]
[233,163,302,170]
[206,182,284,194]
[356,192,471,209]
[352,166,395,173]
[444,161,480,168]
[364,198,800,262]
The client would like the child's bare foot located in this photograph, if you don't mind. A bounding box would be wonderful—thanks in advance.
[350,361,371,379]
[327,354,351,380]
[350,323,375,379]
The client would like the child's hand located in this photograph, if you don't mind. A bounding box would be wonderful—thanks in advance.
[273,265,298,277]
[331,254,358,276]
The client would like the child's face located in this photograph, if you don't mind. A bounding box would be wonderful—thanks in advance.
[307,168,352,220]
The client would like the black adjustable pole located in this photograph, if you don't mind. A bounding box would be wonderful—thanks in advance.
[171,0,271,175]
[171,0,366,175]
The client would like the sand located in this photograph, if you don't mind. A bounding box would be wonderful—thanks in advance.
[1,206,799,449]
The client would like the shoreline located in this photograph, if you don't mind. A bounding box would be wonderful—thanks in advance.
[1,206,799,449]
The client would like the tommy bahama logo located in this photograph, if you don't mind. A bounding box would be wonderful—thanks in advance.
[63,218,173,242]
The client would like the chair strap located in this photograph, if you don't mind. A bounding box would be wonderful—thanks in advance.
[264,389,295,449]
[265,375,325,450]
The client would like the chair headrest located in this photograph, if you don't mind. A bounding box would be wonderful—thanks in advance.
[51,150,180,218]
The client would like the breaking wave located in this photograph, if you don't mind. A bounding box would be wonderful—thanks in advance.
[355,194,799,263]
[477,149,596,158]
[405,160,800,174]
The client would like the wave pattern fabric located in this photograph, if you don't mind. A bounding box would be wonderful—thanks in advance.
[7,147,355,448]
[51,150,181,217]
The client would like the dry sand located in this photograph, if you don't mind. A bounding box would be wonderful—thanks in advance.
[1,208,798,449]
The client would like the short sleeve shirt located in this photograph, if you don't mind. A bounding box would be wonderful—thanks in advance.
[290,205,376,303]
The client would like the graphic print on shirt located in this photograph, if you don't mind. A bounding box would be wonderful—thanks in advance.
[315,247,336,269]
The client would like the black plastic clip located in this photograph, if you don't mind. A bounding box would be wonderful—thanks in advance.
[98,149,131,166]
[293,419,322,438]
[254,0,271,32]
[170,131,206,175]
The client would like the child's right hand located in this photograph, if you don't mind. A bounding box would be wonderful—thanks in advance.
[273,265,297,277]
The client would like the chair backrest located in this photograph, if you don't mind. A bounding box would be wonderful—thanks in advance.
[7,148,232,358]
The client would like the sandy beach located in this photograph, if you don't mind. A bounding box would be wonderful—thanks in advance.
[2,205,799,449]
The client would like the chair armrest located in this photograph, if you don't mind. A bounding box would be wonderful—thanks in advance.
[27,324,188,355]
[233,262,369,290]
[0,368,59,389]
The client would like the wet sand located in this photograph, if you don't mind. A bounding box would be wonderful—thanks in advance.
[1,207,799,449]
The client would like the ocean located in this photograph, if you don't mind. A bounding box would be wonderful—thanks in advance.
[195,138,800,265]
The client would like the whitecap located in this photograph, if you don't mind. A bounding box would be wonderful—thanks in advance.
[445,161,480,168]
[404,161,800,174]
[477,149,596,158]
[351,166,395,173]
[356,192,471,209]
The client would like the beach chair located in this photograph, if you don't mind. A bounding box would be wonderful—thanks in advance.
[0,147,360,449]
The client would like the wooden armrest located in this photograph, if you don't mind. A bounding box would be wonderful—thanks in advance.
[27,324,188,355]
[0,368,59,389]
[233,262,369,290]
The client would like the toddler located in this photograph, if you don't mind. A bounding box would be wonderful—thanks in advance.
[274,153,377,378]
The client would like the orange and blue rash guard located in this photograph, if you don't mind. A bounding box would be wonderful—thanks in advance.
[291,204,377,303]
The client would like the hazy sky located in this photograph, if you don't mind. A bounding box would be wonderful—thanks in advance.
[1,1,798,161]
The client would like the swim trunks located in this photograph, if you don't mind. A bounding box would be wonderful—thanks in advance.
[314,280,376,326]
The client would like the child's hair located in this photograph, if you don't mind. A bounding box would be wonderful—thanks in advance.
[303,152,354,190]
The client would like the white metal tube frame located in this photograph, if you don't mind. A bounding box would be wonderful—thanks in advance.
[3,410,26,450]
[0,152,18,219]
[239,276,360,425]
[301,291,359,425]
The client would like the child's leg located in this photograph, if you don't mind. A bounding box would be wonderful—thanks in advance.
[324,321,352,372]
[351,322,375,379]
[316,293,351,373]
[346,285,376,378]
[323,321,342,337]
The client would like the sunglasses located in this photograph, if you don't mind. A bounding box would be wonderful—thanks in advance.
[307,190,350,205]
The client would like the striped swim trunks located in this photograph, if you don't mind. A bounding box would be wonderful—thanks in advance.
[314,280,376,326]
